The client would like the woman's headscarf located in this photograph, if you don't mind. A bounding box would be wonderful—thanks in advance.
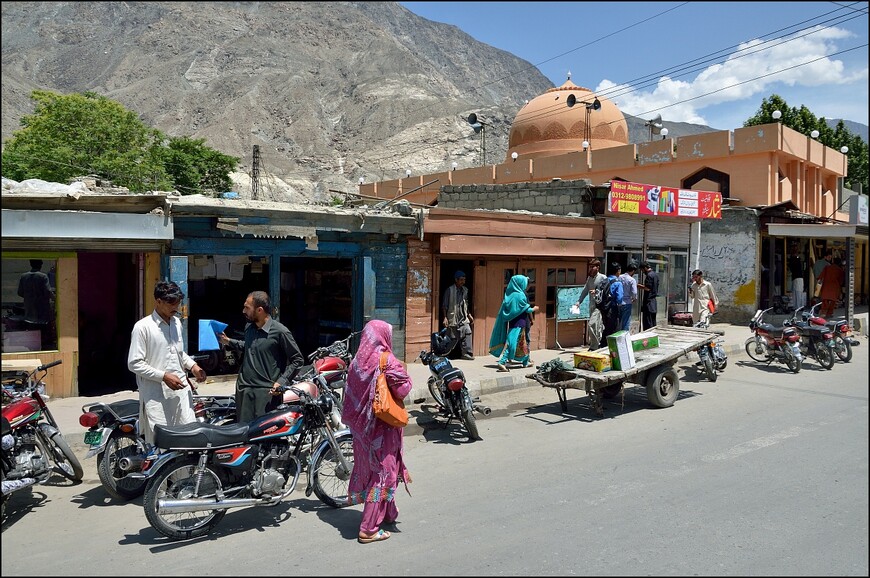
[342,319,393,438]
[488,275,531,356]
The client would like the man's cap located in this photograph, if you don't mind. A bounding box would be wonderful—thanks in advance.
[454,270,466,279]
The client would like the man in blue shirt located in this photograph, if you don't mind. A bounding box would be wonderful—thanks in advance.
[600,262,624,340]
[618,262,638,332]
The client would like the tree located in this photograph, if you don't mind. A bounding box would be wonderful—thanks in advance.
[745,94,868,196]
[1,90,238,195]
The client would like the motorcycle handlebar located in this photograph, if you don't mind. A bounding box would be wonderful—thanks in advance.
[38,359,63,372]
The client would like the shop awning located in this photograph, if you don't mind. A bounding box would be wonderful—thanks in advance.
[766,223,859,238]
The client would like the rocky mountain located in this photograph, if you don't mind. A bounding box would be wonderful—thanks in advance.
[9,1,851,204]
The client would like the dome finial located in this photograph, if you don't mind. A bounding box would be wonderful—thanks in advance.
[567,70,571,81]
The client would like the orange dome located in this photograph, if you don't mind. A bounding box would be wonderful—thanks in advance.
[506,78,628,162]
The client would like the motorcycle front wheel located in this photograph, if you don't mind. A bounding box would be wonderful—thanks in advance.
[815,342,835,370]
[744,337,771,363]
[702,354,717,382]
[97,432,147,500]
[311,435,354,509]
[38,424,83,481]
[783,346,801,373]
[832,334,852,363]
[427,376,445,408]
[143,457,227,540]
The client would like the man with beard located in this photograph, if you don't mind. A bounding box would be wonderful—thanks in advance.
[219,291,304,423]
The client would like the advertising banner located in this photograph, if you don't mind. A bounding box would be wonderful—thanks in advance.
[609,180,722,219]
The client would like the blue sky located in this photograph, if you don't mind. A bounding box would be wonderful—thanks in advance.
[400,1,869,130]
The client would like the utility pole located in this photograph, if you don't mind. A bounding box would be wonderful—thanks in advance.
[251,144,261,200]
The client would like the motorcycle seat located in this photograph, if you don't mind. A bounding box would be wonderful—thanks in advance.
[154,421,250,450]
[757,322,790,336]
[438,366,465,384]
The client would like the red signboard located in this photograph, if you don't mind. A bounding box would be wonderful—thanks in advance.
[608,181,722,219]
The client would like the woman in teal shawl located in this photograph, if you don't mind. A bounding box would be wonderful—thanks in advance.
[488,275,540,371]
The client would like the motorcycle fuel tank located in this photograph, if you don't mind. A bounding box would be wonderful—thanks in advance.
[248,407,304,441]
[1,397,41,428]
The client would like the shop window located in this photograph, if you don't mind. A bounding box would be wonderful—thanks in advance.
[545,267,576,318]
[2,258,58,352]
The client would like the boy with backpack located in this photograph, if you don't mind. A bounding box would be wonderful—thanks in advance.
[597,262,624,341]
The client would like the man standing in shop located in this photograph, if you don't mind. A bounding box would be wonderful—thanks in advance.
[638,261,660,331]
[441,270,475,360]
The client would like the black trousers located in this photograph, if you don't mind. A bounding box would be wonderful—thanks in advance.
[641,304,657,332]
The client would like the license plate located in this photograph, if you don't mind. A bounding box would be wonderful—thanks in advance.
[84,430,103,445]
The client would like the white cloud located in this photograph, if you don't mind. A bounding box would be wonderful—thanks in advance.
[598,26,869,126]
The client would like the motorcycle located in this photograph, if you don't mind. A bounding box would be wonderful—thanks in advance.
[296,330,360,407]
[801,302,858,363]
[693,314,728,382]
[138,381,353,540]
[419,331,490,441]
[785,306,835,370]
[744,307,803,373]
[80,391,237,502]
[2,360,83,518]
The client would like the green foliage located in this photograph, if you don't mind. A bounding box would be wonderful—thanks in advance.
[745,94,868,195]
[160,136,238,194]
[1,90,238,194]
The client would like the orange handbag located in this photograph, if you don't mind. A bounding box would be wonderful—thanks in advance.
[708,300,716,314]
[372,352,408,428]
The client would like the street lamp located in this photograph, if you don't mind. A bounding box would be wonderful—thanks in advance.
[451,161,458,171]
[581,140,589,151]
[405,169,412,178]
[660,127,669,140]
[511,151,518,161]
[358,176,365,185]
[841,146,849,154]
[772,110,782,120]
[811,130,820,139]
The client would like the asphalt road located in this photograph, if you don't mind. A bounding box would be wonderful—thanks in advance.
[2,351,868,576]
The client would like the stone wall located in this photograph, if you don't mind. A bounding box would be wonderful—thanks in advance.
[438,179,595,216]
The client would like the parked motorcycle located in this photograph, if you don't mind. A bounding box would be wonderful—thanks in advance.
[693,314,728,382]
[296,330,360,406]
[2,360,83,518]
[744,307,803,373]
[80,392,237,501]
[785,306,835,370]
[419,331,490,441]
[801,302,858,363]
[139,381,353,540]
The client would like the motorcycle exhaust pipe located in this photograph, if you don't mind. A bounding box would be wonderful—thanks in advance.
[118,455,145,473]
[1,477,38,496]
[157,497,271,514]
[473,404,491,416]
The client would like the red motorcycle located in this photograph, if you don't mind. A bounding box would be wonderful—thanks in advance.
[800,302,857,363]
[744,307,803,373]
[2,360,83,518]
[297,331,360,406]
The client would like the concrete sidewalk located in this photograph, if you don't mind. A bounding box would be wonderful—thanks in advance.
[46,310,867,450]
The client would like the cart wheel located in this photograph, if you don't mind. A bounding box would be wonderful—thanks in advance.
[645,366,679,408]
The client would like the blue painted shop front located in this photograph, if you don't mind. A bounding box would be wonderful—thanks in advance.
[166,217,410,365]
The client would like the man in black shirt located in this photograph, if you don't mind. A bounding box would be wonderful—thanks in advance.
[220,291,304,423]
[638,261,660,331]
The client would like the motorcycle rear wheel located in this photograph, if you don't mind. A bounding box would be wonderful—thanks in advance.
[832,335,852,363]
[97,432,147,500]
[461,407,480,440]
[143,457,227,540]
[744,337,771,363]
[38,424,83,481]
[311,435,354,509]
[815,342,835,370]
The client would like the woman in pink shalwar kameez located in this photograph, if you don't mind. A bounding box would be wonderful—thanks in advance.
[342,319,412,544]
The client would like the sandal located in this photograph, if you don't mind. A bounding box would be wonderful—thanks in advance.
[358,529,391,544]
[497,363,510,372]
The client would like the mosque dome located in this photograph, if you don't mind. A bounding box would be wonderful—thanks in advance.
[505,77,628,162]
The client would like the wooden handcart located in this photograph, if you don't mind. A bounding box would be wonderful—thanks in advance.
[527,325,723,417]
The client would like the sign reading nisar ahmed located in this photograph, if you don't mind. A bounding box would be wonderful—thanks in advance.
[609,181,722,219]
